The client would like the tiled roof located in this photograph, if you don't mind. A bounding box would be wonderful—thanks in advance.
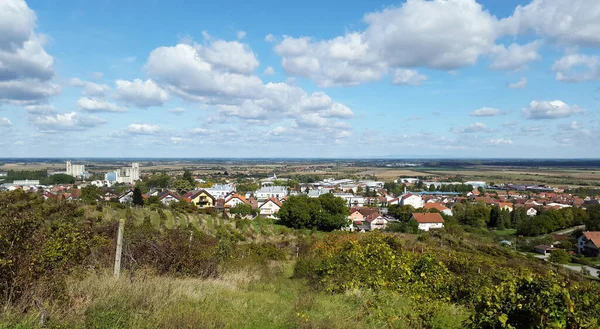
[423,203,449,211]
[412,213,444,224]
[583,232,600,248]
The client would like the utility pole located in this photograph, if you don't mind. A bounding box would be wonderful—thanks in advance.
[114,218,124,278]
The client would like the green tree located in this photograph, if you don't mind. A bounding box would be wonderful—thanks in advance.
[317,193,350,231]
[278,194,348,231]
[548,249,571,264]
[170,179,193,195]
[80,185,100,204]
[132,187,144,206]
[584,204,600,231]
[230,203,254,217]
[183,169,195,186]
[42,173,75,185]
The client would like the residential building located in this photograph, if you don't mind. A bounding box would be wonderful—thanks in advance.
[158,190,181,205]
[411,213,445,231]
[254,186,287,201]
[205,184,236,199]
[400,193,424,209]
[423,202,453,216]
[0,172,7,177]
[259,197,282,217]
[184,189,215,208]
[12,179,40,186]
[224,193,249,208]
[118,190,134,204]
[578,232,600,256]
[526,208,538,217]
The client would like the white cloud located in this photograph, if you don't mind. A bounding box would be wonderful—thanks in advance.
[31,112,106,132]
[0,117,12,127]
[168,107,186,114]
[521,126,542,133]
[452,122,490,134]
[275,0,500,86]
[236,30,246,39]
[127,123,161,135]
[508,77,527,89]
[489,138,513,145]
[500,0,600,47]
[470,107,500,117]
[522,100,583,119]
[489,41,541,71]
[147,43,263,100]
[503,121,517,127]
[114,79,168,108]
[24,104,55,114]
[70,77,110,97]
[552,53,600,82]
[77,97,125,112]
[391,69,427,85]
[0,0,57,102]
[197,39,259,74]
[263,66,275,76]
[265,34,275,43]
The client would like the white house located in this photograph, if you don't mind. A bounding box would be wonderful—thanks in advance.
[400,193,424,209]
[526,208,538,217]
[225,193,249,208]
[412,213,445,231]
[205,184,236,199]
[423,202,453,216]
[259,197,282,217]
[254,186,287,201]
[118,190,134,204]
[158,191,181,205]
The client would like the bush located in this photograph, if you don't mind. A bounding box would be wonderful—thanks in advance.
[549,249,571,264]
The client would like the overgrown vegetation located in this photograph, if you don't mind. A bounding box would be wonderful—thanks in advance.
[1,190,600,328]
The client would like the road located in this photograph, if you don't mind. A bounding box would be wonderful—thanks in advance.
[534,254,599,278]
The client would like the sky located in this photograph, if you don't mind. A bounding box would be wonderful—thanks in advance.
[0,0,599,158]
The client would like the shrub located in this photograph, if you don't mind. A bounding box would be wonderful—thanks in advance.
[549,249,571,264]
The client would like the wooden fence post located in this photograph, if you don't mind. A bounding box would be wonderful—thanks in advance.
[114,218,124,278]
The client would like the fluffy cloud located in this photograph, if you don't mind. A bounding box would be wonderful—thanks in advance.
[127,123,161,135]
[522,100,583,119]
[24,103,55,114]
[508,77,527,89]
[0,0,58,102]
[70,78,110,97]
[31,112,106,132]
[77,97,125,112]
[503,121,517,127]
[236,31,246,39]
[552,54,600,82]
[470,107,499,117]
[275,0,504,86]
[452,122,490,134]
[265,34,275,43]
[147,43,263,100]
[145,39,353,138]
[559,121,582,131]
[114,79,168,108]
[391,69,427,85]
[489,138,513,145]
[0,117,12,127]
[489,41,541,71]
[500,0,600,47]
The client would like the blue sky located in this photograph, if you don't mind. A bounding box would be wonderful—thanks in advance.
[1,0,599,158]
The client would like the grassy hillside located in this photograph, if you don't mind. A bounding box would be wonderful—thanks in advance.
[1,190,600,328]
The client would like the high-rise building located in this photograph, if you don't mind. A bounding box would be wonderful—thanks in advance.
[66,161,85,177]
[107,162,141,184]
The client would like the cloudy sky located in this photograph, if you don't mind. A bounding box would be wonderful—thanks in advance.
[1,0,599,158]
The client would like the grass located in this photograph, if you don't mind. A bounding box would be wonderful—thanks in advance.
[0,263,469,329]
[494,229,517,237]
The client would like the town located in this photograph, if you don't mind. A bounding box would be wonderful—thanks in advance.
[2,160,600,271]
